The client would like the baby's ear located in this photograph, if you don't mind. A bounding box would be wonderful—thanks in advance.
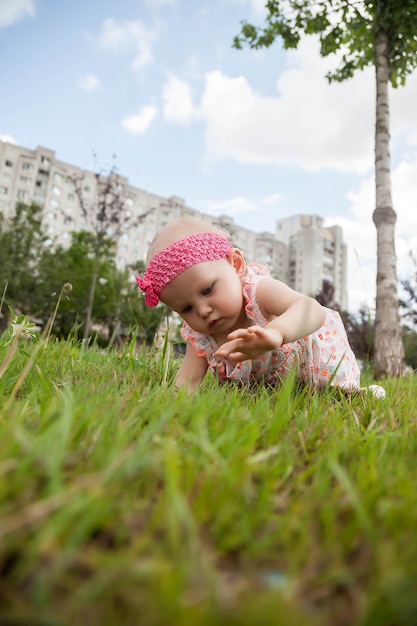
[229,248,246,276]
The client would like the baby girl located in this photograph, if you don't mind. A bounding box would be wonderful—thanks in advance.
[137,217,385,398]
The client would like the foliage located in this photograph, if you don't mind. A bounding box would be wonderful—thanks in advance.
[233,0,417,87]
[398,254,417,369]
[402,327,417,371]
[315,279,339,309]
[340,307,375,363]
[124,260,170,345]
[0,205,163,344]
[0,203,48,326]
[32,233,165,343]
[1,331,417,625]
[0,306,38,347]
[30,231,113,337]
[69,163,154,340]
[400,253,417,326]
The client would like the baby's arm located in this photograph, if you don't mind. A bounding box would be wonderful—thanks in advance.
[216,277,326,362]
[175,342,208,391]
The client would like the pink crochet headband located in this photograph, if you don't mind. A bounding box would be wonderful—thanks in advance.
[136,232,233,307]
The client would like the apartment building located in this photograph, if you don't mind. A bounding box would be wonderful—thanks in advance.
[275,214,347,309]
[0,140,347,308]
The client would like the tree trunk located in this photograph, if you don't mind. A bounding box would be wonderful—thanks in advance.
[372,27,405,378]
[83,253,100,342]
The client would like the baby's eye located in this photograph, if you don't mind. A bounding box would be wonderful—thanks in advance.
[202,284,213,296]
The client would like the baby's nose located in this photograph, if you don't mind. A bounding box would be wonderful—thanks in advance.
[198,302,212,317]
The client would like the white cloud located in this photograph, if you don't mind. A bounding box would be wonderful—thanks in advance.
[191,35,417,180]
[391,70,417,148]
[79,73,100,92]
[231,0,267,17]
[95,18,157,73]
[264,193,282,206]
[250,0,268,15]
[205,197,257,217]
[199,38,375,173]
[203,194,286,225]
[121,105,158,134]
[162,74,198,125]
[0,133,17,144]
[157,34,416,183]
[0,0,35,29]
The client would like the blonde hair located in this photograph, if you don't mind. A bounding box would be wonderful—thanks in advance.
[146,217,231,263]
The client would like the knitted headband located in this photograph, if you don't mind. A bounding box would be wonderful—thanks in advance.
[136,232,233,307]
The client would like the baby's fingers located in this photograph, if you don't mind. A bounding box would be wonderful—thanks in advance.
[226,328,251,341]
[215,338,245,358]
[227,326,263,340]
[224,351,249,363]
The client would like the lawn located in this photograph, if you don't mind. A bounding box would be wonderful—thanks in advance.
[0,332,417,626]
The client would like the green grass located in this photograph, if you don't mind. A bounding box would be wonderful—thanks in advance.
[1,336,417,626]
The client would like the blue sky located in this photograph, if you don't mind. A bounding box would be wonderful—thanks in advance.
[1,0,417,312]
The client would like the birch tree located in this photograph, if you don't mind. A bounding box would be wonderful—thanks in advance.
[234,0,417,377]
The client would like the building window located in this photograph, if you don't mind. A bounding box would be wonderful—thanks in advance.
[38,168,49,176]
[40,156,50,166]
[34,193,45,202]
[21,162,33,171]
[4,159,13,167]
[20,176,31,184]
[52,185,61,196]
[67,193,75,201]
[54,172,62,182]
[50,199,59,209]
[17,189,28,199]
[84,185,90,192]
[64,217,72,225]
[0,186,8,195]
[3,172,10,180]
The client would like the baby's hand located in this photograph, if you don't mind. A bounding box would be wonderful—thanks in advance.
[215,325,283,363]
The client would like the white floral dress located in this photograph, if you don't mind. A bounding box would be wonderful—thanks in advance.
[180,263,362,390]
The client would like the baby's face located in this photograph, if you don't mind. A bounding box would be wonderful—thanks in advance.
[160,257,247,337]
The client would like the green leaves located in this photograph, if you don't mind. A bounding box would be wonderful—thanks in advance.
[1,306,38,348]
[234,0,417,88]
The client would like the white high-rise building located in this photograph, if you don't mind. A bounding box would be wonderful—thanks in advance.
[275,214,347,309]
[0,140,348,308]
